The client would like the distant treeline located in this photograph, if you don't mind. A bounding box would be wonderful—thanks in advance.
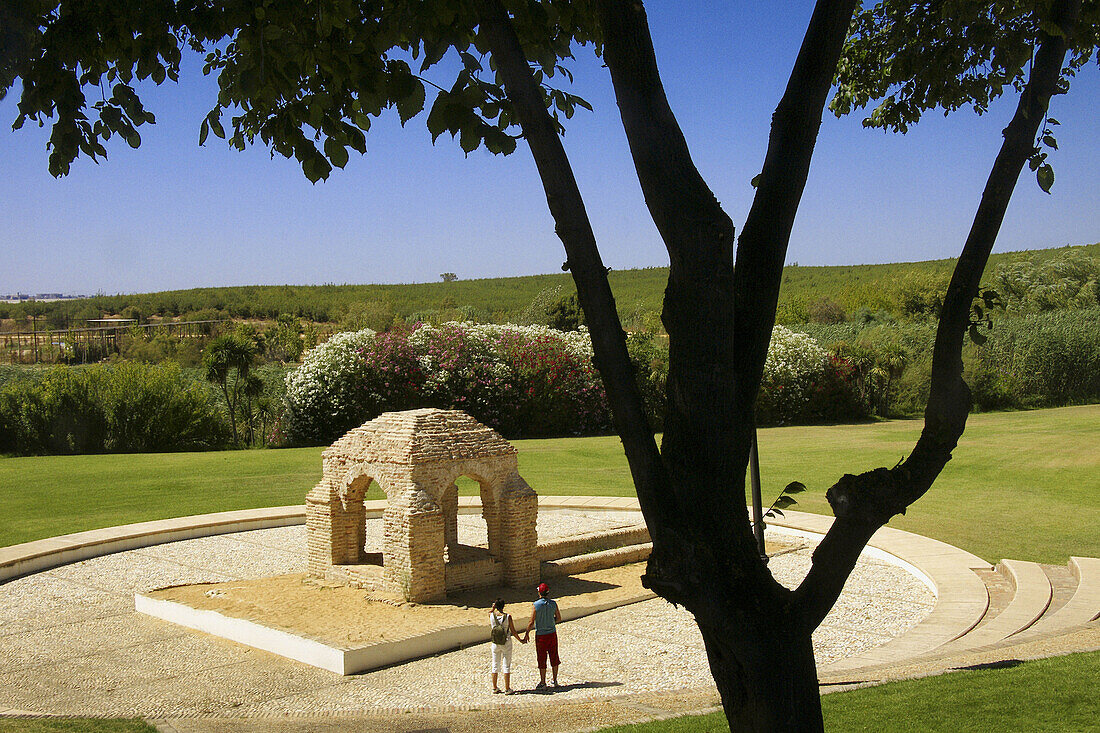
[4,243,1097,331]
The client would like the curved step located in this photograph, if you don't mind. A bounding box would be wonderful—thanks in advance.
[541,542,652,577]
[811,518,991,678]
[1017,556,1100,638]
[936,559,1052,653]
[538,525,650,562]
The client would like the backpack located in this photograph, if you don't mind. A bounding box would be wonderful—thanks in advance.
[490,613,509,645]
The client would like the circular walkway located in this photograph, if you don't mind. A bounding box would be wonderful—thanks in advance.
[0,508,933,720]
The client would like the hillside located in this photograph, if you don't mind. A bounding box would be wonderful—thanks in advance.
[3,242,1097,330]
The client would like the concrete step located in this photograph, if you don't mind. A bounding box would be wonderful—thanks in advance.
[1015,557,1100,639]
[935,559,1051,653]
[541,542,652,578]
[537,525,650,563]
[821,556,1100,684]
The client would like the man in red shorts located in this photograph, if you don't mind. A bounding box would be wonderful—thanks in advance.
[523,582,562,689]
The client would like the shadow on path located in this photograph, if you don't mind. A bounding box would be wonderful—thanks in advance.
[509,680,623,696]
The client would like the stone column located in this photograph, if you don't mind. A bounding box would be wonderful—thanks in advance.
[479,480,501,559]
[442,482,459,555]
[499,471,539,587]
[385,487,446,603]
[306,480,361,572]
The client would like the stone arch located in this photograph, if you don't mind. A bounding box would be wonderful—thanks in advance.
[306,409,539,602]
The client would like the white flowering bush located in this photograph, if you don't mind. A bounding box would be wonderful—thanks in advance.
[277,328,376,444]
[756,325,829,425]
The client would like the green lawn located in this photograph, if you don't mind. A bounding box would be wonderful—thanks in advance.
[596,650,1100,733]
[2,405,1097,563]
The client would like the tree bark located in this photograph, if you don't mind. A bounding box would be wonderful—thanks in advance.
[795,0,1081,628]
[597,1,857,729]
[485,0,1080,729]
[475,0,676,542]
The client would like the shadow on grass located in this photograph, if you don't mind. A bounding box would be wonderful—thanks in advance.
[954,658,1025,671]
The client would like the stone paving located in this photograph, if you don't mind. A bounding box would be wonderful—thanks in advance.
[0,509,933,719]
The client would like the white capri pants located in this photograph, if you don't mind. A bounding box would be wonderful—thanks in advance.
[492,639,514,674]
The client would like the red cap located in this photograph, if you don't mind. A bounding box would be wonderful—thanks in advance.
[537,582,549,595]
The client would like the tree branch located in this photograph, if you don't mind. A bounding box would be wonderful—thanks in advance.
[475,0,676,539]
[795,0,1082,629]
[596,0,742,543]
[732,0,860,416]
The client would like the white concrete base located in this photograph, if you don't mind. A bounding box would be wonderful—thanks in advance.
[135,587,655,676]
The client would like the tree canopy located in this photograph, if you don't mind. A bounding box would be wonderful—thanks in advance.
[832,0,1099,190]
[1,0,598,178]
[4,1,1096,730]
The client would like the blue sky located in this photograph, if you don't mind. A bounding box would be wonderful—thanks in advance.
[2,3,1097,295]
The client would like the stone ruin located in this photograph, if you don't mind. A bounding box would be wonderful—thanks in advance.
[306,408,539,603]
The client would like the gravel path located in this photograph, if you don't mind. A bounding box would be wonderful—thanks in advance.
[0,509,933,718]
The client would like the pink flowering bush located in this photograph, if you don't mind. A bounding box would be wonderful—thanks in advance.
[280,321,862,446]
[280,322,611,445]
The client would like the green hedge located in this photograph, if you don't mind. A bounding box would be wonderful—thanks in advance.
[0,362,231,455]
[794,308,1100,416]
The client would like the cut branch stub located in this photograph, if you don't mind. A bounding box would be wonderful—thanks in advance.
[825,467,912,525]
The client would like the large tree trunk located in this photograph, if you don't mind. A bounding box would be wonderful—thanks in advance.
[597,1,857,729]
[701,621,822,731]
[481,0,1079,730]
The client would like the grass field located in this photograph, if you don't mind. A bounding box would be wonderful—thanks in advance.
[1,404,1097,563]
[596,650,1100,733]
[6,243,1098,327]
[1,653,1095,732]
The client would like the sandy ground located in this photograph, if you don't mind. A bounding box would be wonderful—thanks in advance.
[149,562,651,647]
[148,540,797,648]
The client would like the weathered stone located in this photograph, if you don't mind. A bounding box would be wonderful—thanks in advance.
[307,408,540,603]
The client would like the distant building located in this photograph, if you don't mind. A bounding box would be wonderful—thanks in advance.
[1,293,88,303]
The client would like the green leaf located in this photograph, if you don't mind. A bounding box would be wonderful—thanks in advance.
[1036,163,1054,194]
[302,155,326,183]
[968,323,988,345]
[425,95,451,141]
[125,129,141,148]
[151,64,166,85]
[199,119,210,146]
[783,481,807,495]
[324,138,349,168]
[459,123,480,154]
[207,110,226,139]
[773,495,797,510]
[396,80,426,126]
[750,173,762,188]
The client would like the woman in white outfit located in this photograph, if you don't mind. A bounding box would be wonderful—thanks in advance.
[489,598,525,694]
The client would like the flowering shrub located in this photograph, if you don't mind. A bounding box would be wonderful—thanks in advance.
[280,321,868,446]
[409,323,521,432]
[280,328,377,444]
[755,325,863,425]
[280,322,611,445]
